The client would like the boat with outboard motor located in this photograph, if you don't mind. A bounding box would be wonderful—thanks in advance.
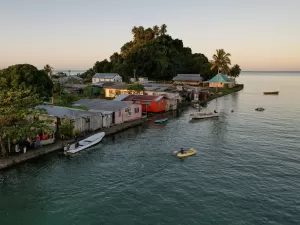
[263,91,279,95]
[64,132,105,155]
[255,107,265,111]
[173,148,197,158]
[190,111,219,119]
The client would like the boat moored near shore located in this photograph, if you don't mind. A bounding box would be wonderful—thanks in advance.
[190,111,219,119]
[263,91,279,95]
[64,132,105,155]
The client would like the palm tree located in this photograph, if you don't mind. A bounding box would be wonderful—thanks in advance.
[132,26,138,41]
[44,64,53,78]
[229,64,241,78]
[153,25,160,38]
[160,24,167,36]
[210,49,231,74]
[44,64,54,104]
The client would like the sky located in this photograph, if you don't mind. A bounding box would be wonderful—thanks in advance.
[0,0,299,71]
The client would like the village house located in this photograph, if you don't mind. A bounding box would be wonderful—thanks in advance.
[36,105,103,137]
[104,83,144,98]
[143,87,180,110]
[144,86,181,100]
[114,94,167,113]
[73,99,142,125]
[207,73,236,88]
[172,74,203,86]
[63,84,87,94]
[92,73,123,84]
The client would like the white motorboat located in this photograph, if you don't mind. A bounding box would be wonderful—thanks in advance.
[190,111,219,119]
[64,132,105,155]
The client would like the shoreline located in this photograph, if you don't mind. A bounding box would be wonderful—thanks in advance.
[0,119,144,171]
[0,85,243,171]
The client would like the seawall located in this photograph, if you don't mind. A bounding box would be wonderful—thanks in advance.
[0,118,144,171]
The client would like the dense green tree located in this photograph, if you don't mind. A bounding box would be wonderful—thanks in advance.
[127,83,145,94]
[0,88,50,156]
[80,25,231,82]
[210,49,231,74]
[0,64,53,99]
[44,64,53,78]
[230,64,241,78]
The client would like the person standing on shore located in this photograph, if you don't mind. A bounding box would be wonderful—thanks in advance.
[35,134,41,148]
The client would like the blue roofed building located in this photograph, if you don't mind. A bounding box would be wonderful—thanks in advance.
[92,73,122,83]
[207,73,236,88]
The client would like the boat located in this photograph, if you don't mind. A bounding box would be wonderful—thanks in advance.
[190,111,219,119]
[155,118,168,123]
[192,104,203,110]
[263,91,279,95]
[63,132,105,155]
[176,148,197,158]
[255,107,265,111]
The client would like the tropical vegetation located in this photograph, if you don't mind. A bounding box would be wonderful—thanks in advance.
[0,64,53,100]
[210,49,241,78]
[0,88,50,156]
[80,24,219,82]
[230,64,242,78]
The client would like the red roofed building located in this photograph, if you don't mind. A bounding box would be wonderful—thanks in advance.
[114,94,167,113]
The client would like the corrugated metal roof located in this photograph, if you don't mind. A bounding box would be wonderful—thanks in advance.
[36,105,99,119]
[93,73,120,79]
[91,82,116,87]
[88,109,114,115]
[104,83,129,89]
[208,73,229,82]
[64,84,87,89]
[73,99,131,111]
[142,83,173,87]
[173,74,203,81]
[144,87,160,91]
[113,94,130,101]
[115,94,165,102]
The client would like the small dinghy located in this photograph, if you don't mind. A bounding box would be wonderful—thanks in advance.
[155,118,168,123]
[174,148,197,158]
[190,111,219,119]
[255,107,265,111]
[264,91,279,95]
[64,132,105,155]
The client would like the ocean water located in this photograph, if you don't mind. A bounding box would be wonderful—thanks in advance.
[0,72,300,225]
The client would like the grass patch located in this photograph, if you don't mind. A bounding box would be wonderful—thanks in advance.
[207,85,243,101]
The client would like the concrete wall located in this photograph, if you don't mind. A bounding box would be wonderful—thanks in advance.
[92,75,122,84]
[144,90,181,101]
[166,99,178,111]
[114,104,142,124]
[105,88,143,98]
[209,82,235,88]
[102,113,113,128]
[173,81,200,86]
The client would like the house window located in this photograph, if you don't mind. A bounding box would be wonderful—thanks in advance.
[134,108,139,113]
[146,101,150,106]
[118,110,121,117]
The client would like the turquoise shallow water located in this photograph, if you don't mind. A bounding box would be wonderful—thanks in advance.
[1,72,300,225]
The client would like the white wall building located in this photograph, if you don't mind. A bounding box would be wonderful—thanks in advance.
[92,73,122,83]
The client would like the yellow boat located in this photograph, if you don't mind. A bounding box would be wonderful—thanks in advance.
[177,148,197,158]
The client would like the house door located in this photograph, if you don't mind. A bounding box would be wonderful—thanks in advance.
[112,112,115,124]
